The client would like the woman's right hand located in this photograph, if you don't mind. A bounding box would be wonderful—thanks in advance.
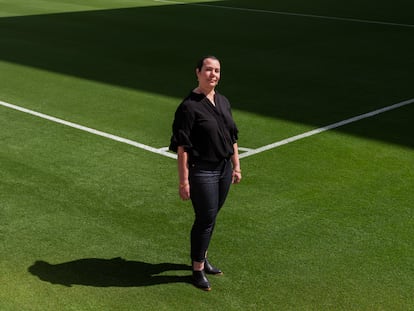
[179,183,190,200]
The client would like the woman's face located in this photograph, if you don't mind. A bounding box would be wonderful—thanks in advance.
[196,58,221,90]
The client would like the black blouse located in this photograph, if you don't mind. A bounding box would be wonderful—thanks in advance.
[169,91,239,163]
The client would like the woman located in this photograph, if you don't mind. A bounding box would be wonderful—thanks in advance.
[169,56,242,291]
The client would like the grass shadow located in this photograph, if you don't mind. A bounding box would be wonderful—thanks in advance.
[28,257,191,287]
[0,1,413,148]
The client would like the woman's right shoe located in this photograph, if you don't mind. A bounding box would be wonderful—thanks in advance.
[192,270,211,291]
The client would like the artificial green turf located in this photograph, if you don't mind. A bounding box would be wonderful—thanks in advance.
[2,100,414,310]
[1,0,414,310]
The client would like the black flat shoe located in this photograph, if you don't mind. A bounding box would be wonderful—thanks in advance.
[192,270,211,291]
[204,258,223,275]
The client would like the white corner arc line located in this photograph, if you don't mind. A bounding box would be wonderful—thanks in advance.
[0,100,177,159]
[239,98,414,159]
[154,0,414,28]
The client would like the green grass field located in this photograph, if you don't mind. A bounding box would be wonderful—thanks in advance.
[1,0,414,310]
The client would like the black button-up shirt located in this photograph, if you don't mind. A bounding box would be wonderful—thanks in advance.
[169,91,238,163]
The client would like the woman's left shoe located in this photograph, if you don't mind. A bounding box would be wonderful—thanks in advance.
[204,258,223,275]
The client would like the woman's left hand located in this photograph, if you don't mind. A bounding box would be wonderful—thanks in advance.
[232,170,242,184]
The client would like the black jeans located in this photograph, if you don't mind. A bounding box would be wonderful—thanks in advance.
[189,159,233,262]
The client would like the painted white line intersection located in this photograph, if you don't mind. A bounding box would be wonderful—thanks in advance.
[1,98,413,160]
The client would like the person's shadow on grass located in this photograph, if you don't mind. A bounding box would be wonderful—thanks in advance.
[28,257,191,287]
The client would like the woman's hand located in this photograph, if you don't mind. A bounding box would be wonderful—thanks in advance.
[179,183,190,200]
[231,143,241,184]
[232,170,242,184]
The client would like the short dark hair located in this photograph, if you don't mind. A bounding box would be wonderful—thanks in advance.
[196,55,219,71]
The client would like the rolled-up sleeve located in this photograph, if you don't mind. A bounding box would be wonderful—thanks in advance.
[226,100,239,144]
[169,103,194,153]
[230,124,239,144]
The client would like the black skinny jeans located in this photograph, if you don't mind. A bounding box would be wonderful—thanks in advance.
[189,159,233,262]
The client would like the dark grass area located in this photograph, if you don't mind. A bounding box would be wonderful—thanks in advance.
[0,0,413,148]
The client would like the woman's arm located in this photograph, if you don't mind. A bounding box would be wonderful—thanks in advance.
[177,146,190,200]
[231,143,242,184]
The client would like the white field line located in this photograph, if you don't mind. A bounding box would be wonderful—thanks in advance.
[239,98,414,159]
[0,100,177,159]
[2,98,413,160]
[154,0,414,28]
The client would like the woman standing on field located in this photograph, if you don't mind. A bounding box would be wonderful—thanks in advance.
[169,56,242,291]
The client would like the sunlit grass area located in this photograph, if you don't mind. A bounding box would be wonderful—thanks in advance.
[1,0,413,310]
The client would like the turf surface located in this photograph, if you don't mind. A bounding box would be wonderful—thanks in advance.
[1,0,414,310]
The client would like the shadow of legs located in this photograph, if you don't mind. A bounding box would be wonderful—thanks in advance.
[28,257,191,287]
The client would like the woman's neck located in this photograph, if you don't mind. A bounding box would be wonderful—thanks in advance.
[194,86,215,105]
[194,86,215,97]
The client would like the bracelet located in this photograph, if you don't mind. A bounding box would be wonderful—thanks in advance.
[179,183,189,188]
[233,169,242,173]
